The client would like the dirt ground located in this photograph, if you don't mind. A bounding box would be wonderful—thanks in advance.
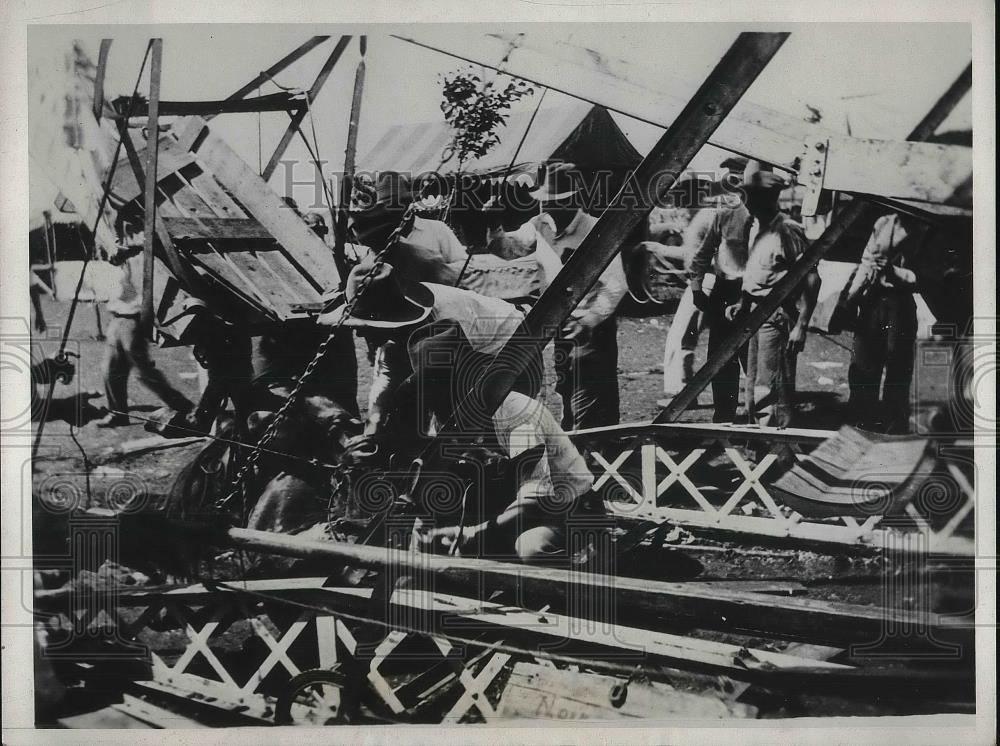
[29,293,953,499]
[27,296,973,722]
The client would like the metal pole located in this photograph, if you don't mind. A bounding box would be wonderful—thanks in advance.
[334,36,367,285]
[655,62,973,423]
[460,32,789,425]
[140,39,163,334]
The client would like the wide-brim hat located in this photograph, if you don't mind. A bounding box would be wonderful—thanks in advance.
[528,161,582,203]
[318,260,434,329]
[741,159,789,192]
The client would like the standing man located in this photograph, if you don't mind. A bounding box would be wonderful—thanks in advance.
[724,162,820,428]
[845,212,923,433]
[529,163,628,431]
[686,162,755,422]
[95,218,193,428]
[662,157,747,401]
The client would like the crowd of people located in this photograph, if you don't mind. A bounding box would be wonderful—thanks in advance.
[31,155,939,565]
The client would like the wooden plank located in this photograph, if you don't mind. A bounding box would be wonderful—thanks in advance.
[124,91,303,118]
[158,172,214,216]
[570,420,832,445]
[141,38,163,332]
[220,527,972,648]
[395,32,973,207]
[464,33,790,437]
[111,694,209,728]
[113,136,198,204]
[262,36,352,181]
[822,136,972,207]
[497,663,755,720]
[221,35,331,108]
[188,250,279,315]
[118,124,206,294]
[223,250,302,311]
[254,251,321,303]
[262,109,307,182]
[93,39,112,120]
[185,116,341,292]
[178,163,248,218]
[162,217,274,241]
[107,580,854,679]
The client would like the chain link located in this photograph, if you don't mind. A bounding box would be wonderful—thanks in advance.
[214,207,416,515]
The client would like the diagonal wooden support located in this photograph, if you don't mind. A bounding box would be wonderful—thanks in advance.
[720,448,780,518]
[655,447,713,512]
[655,62,972,423]
[262,35,352,181]
[450,32,789,437]
[215,35,331,115]
[240,602,309,693]
[442,648,512,722]
[165,603,239,688]
[591,448,644,503]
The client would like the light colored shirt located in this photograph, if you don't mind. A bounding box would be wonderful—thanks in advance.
[424,283,524,354]
[493,392,594,509]
[688,200,753,286]
[531,210,628,326]
[740,212,810,299]
[846,213,918,301]
[399,216,469,265]
[366,284,526,428]
[106,250,144,316]
[389,216,470,285]
[486,221,564,286]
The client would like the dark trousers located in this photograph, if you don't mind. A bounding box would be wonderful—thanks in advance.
[103,315,193,416]
[848,292,917,433]
[555,317,619,431]
[705,278,748,422]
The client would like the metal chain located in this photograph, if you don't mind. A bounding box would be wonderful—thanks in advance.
[214,208,415,514]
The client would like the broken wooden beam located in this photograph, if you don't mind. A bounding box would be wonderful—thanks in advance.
[212,527,971,649]
[118,91,305,118]
[465,32,790,430]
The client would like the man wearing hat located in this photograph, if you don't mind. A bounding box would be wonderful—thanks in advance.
[724,161,820,428]
[320,260,540,436]
[685,156,756,422]
[352,171,471,285]
[527,162,628,431]
[404,324,600,566]
[661,157,748,402]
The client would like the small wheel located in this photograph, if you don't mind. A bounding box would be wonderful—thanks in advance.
[274,667,352,726]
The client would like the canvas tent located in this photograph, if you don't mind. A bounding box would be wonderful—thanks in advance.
[358,100,642,178]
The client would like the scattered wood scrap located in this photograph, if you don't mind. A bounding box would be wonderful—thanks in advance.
[496,662,756,720]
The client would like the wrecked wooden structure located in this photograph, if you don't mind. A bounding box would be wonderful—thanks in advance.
[33,31,978,726]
